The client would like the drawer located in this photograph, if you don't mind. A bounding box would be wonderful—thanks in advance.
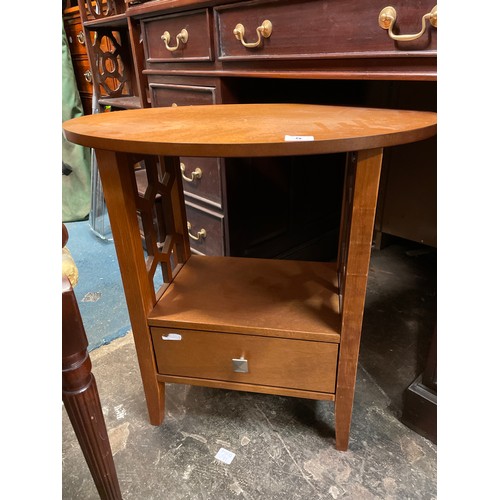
[180,157,223,208]
[72,58,94,94]
[151,327,338,393]
[215,0,437,61]
[150,83,216,108]
[150,83,223,208]
[65,22,88,56]
[141,9,213,63]
[185,202,225,256]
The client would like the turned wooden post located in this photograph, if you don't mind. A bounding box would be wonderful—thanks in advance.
[62,225,122,500]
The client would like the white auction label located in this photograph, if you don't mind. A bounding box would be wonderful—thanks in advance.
[284,135,315,142]
[215,448,236,464]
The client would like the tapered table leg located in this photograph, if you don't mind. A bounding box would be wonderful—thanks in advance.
[94,150,168,425]
[63,275,122,500]
[335,148,384,451]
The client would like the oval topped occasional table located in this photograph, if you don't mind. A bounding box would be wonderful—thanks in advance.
[63,103,437,451]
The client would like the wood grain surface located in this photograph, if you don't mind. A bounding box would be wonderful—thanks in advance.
[148,255,341,342]
[63,103,437,157]
[151,326,338,393]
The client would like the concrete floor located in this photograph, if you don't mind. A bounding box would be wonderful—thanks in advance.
[62,241,437,499]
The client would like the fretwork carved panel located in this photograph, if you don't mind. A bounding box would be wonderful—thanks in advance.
[89,29,132,98]
[131,155,191,301]
[77,0,124,22]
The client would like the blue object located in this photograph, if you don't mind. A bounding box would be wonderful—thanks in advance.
[65,220,130,351]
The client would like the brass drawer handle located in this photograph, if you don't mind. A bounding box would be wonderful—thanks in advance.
[180,163,202,182]
[161,28,189,52]
[187,222,207,241]
[84,69,92,83]
[233,20,272,48]
[77,31,85,45]
[379,5,437,42]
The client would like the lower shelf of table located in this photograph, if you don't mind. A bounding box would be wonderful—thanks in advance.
[148,255,341,398]
[148,255,342,341]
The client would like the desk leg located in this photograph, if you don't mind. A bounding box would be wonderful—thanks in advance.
[95,149,165,425]
[335,148,383,451]
[63,276,122,499]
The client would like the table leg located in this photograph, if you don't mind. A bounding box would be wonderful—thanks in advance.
[63,275,122,500]
[95,149,165,425]
[335,148,383,451]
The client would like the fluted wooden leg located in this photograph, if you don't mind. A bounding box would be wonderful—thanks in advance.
[63,275,122,500]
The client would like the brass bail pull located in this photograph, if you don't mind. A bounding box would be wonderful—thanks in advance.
[161,28,189,52]
[187,222,207,241]
[379,5,437,42]
[180,163,202,182]
[233,20,272,48]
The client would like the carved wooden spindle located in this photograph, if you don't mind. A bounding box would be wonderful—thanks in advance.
[62,224,122,499]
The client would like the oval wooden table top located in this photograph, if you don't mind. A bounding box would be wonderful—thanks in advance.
[63,103,437,158]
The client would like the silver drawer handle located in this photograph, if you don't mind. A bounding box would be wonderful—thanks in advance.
[187,222,207,241]
[232,356,248,373]
[77,31,86,45]
[84,69,92,83]
[180,163,202,182]
[162,333,182,341]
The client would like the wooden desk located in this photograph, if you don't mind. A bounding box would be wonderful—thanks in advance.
[75,0,437,257]
[63,103,436,450]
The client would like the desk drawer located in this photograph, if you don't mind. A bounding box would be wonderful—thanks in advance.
[215,0,437,61]
[150,83,216,108]
[181,157,223,208]
[65,22,88,56]
[72,58,94,94]
[142,9,213,63]
[150,83,223,207]
[185,202,225,256]
[151,327,338,393]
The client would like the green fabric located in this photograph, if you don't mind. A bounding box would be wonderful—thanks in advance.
[62,20,91,222]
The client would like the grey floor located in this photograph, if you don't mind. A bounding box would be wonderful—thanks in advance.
[62,239,437,499]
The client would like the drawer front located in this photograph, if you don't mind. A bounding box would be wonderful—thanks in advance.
[65,22,88,56]
[180,157,223,208]
[151,327,338,393]
[215,0,437,61]
[150,83,216,108]
[72,58,94,94]
[142,9,213,63]
[185,202,225,256]
[150,83,223,207]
